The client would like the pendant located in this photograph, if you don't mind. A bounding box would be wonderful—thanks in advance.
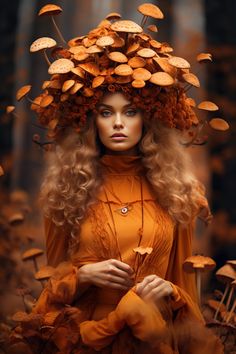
[115,204,132,216]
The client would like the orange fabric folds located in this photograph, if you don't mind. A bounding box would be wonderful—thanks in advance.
[34,262,78,314]
[80,289,168,351]
[33,155,223,353]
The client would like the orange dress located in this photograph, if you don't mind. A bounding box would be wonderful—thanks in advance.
[34,155,223,354]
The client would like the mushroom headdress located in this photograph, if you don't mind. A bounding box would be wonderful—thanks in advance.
[15,2,229,143]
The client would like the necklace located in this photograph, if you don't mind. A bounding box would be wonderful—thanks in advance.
[103,176,144,262]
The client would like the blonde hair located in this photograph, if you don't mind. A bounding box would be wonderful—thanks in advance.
[40,115,208,243]
[140,121,207,224]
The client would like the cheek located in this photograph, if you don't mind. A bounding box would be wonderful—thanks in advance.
[129,119,143,140]
[95,118,110,139]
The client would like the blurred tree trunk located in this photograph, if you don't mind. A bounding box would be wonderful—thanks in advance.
[171,0,211,254]
[0,0,20,190]
[204,0,236,268]
[11,0,52,197]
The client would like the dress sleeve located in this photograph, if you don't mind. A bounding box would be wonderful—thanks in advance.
[165,221,203,321]
[44,217,69,267]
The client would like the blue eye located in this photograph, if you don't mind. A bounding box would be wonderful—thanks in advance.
[126,109,137,116]
[100,110,112,117]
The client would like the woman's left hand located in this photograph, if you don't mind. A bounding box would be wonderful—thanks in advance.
[136,275,173,303]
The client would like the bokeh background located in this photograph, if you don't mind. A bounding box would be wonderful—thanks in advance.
[0,0,235,324]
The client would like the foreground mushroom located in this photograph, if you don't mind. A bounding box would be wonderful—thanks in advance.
[183,255,216,304]
[22,248,44,272]
[226,280,236,323]
[138,3,164,27]
[16,85,32,101]
[34,265,55,287]
[227,260,236,269]
[38,4,66,44]
[30,37,57,65]
[214,264,236,320]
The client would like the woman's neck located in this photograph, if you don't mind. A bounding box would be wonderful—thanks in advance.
[103,146,139,156]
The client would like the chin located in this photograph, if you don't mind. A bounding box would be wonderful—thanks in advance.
[104,143,139,155]
[108,144,133,152]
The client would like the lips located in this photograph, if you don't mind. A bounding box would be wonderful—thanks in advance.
[111,133,127,137]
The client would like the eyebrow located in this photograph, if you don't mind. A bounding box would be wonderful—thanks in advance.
[97,103,134,109]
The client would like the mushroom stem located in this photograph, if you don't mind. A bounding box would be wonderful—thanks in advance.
[33,258,39,272]
[40,280,44,289]
[26,95,40,105]
[141,15,148,28]
[196,269,201,304]
[51,16,66,45]
[226,298,236,323]
[214,282,230,320]
[225,286,234,312]
[22,295,27,312]
[183,83,193,93]
[43,50,51,66]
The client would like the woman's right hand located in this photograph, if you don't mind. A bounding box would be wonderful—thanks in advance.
[78,259,134,291]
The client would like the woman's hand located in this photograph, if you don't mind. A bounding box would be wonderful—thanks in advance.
[78,259,134,291]
[136,275,173,303]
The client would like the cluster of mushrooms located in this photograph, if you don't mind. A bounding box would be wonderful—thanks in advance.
[184,256,236,325]
[4,2,229,148]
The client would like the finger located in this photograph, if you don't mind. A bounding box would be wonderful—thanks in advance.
[144,283,171,302]
[136,275,161,294]
[93,275,132,290]
[110,267,133,280]
[107,274,134,287]
[109,282,132,291]
[110,259,134,275]
[138,278,163,298]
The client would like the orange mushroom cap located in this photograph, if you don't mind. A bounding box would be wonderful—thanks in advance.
[183,255,216,273]
[8,212,25,226]
[209,118,229,131]
[22,248,44,261]
[138,3,164,19]
[35,265,55,281]
[38,4,62,17]
[216,264,236,283]
[207,299,226,312]
[227,260,236,270]
[16,85,31,101]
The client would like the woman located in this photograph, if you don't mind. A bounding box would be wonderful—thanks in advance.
[24,3,223,353]
[31,90,223,353]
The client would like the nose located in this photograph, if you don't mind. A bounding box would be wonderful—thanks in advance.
[113,112,124,129]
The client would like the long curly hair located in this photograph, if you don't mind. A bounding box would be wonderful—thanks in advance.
[40,109,209,246]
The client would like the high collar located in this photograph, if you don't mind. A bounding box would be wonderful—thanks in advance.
[100,154,144,176]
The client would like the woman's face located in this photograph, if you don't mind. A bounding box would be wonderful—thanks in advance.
[95,92,143,155]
